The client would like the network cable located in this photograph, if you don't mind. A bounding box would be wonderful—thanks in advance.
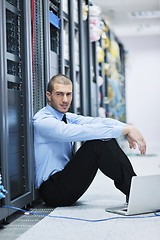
[2,205,160,223]
[1,174,160,223]
[0,174,7,200]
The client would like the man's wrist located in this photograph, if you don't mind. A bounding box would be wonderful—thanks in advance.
[122,125,132,136]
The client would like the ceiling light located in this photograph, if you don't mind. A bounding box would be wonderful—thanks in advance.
[128,11,160,19]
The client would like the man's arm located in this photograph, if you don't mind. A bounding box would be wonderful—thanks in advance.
[68,112,125,127]
[122,125,146,155]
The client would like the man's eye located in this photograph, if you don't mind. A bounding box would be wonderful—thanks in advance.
[57,93,62,96]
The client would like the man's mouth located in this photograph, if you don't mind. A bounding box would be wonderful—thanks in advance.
[61,104,68,108]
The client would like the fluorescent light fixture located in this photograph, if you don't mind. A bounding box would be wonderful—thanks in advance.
[128,11,160,19]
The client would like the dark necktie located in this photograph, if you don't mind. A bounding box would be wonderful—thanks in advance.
[62,114,67,124]
[62,114,74,155]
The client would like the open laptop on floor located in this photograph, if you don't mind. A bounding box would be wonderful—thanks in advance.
[105,174,160,216]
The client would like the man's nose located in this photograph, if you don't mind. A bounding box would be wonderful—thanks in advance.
[62,94,67,102]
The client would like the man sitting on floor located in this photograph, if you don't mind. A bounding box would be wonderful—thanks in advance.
[33,74,146,207]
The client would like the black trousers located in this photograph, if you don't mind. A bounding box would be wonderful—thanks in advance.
[39,139,136,207]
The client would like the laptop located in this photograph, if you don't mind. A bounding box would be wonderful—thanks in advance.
[105,174,160,215]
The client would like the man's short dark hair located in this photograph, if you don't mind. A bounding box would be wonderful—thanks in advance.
[47,74,72,93]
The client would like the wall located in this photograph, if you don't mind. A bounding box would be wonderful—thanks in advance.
[121,35,160,153]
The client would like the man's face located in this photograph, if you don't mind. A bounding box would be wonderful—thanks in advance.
[46,83,72,113]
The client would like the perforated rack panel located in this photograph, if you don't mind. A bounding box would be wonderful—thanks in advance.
[32,0,45,114]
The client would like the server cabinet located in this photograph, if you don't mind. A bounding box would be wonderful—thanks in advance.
[107,31,126,122]
[61,0,70,77]
[36,0,60,109]
[48,0,60,79]
[0,0,33,221]
[83,0,99,117]
[58,0,88,116]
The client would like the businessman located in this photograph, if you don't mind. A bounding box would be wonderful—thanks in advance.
[33,74,146,207]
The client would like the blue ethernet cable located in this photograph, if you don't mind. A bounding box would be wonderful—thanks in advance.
[1,173,160,222]
[2,205,160,223]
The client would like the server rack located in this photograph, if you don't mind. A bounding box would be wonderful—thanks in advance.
[98,37,105,109]
[107,31,126,122]
[54,0,87,116]
[48,0,60,80]
[84,1,100,117]
[69,0,80,114]
[97,28,109,117]
[60,0,70,76]
[103,30,110,117]
[0,0,33,221]
[60,0,77,113]
[78,0,88,116]
[118,41,126,122]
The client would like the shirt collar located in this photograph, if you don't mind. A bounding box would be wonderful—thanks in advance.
[46,104,64,121]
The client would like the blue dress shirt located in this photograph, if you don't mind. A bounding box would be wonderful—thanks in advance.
[33,104,126,188]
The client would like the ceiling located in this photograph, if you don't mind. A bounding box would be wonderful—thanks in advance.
[92,0,160,37]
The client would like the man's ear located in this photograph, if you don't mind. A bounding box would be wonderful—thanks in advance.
[46,91,51,102]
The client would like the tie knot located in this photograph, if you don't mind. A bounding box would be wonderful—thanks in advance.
[62,114,67,124]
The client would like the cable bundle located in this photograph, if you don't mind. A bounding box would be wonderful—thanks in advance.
[0,174,7,200]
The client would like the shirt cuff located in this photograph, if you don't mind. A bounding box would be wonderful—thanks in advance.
[112,124,126,138]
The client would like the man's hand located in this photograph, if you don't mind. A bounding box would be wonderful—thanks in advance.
[122,125,146,155]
